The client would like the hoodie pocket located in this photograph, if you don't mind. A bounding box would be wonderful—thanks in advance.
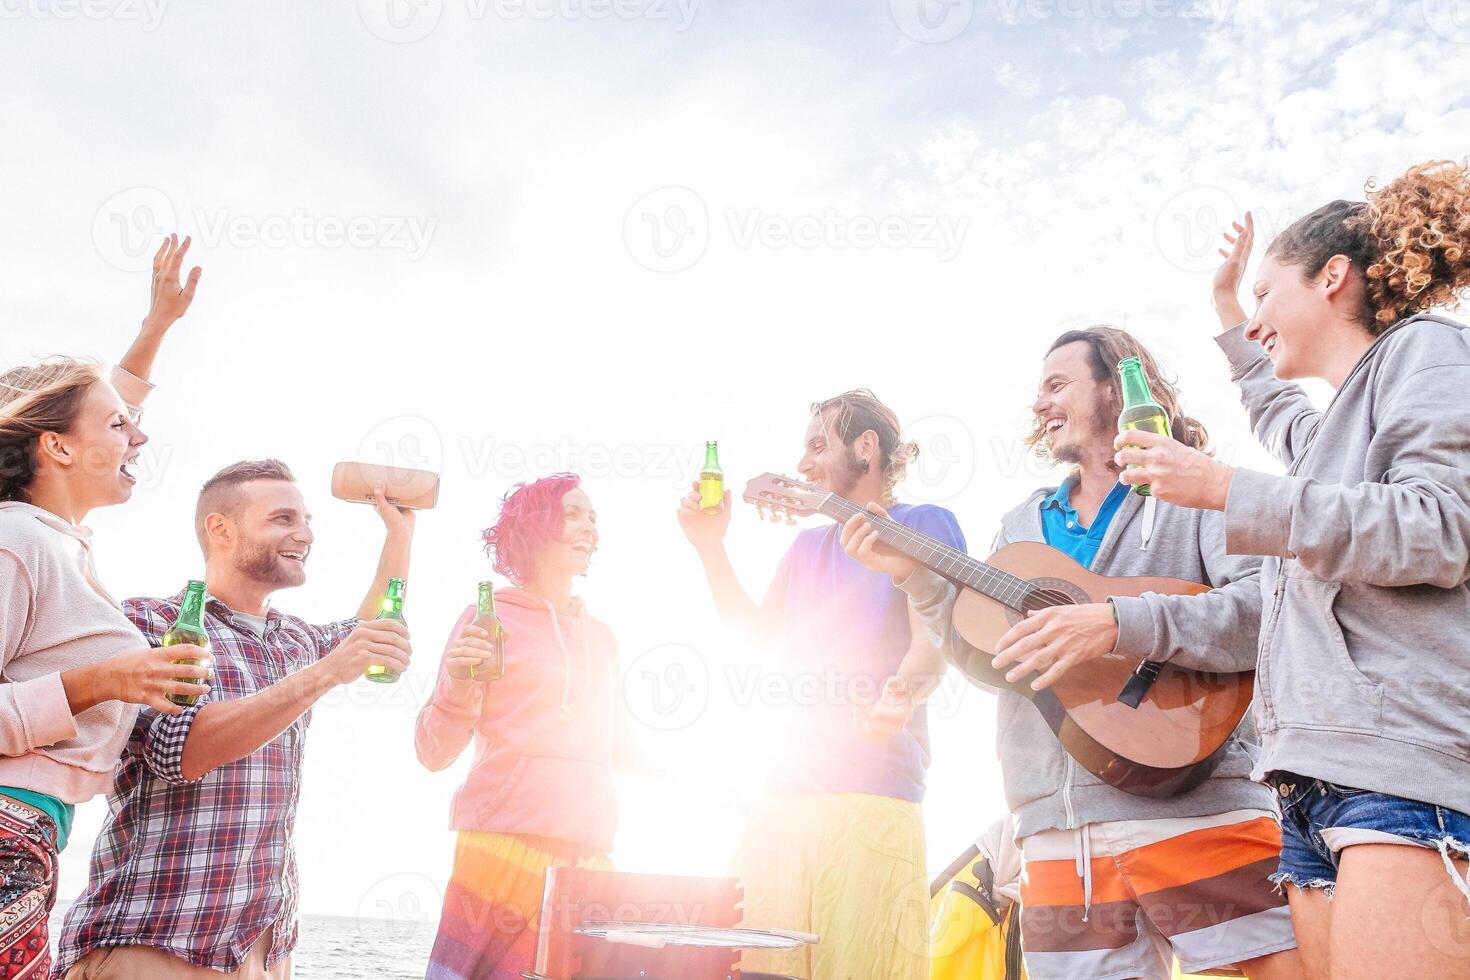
[1269,577,1383,735]
[473,756,530,820]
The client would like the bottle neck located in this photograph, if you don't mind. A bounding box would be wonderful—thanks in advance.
[703,445,720,470]
[381,580,406,618]
[477,586,496,617]
[1119,365,1154,407]
[177,586,208,630]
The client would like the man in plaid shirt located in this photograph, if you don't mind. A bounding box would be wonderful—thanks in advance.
[55,460,416,979]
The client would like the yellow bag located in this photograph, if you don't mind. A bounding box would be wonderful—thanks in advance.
[929,842,1025,980]
[929,834,1232,980]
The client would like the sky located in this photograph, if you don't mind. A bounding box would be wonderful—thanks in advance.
[2,0,1469,934]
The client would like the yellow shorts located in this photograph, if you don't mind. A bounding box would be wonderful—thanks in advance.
[733,792,928,980]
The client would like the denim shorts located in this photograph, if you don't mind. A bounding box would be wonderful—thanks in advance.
[1269,770,1470,891]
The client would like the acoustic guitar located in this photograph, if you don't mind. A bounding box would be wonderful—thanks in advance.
[744,473,1254,799]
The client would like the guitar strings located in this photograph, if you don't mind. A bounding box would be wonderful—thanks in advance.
[813,492,1076,614]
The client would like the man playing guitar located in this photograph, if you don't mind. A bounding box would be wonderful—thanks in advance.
[843,332,1302,980]
[678,390,965,980]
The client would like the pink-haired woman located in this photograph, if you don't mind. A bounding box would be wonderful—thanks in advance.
[416,474,620,980]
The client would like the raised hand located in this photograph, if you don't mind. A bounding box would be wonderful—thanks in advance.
[839,502,918,580]
[676,481,731,553]
[1212,211,1254,329]
[370,482,417,539]
[143,234,203,334]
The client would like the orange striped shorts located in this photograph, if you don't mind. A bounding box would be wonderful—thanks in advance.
[1018,809,1296,980]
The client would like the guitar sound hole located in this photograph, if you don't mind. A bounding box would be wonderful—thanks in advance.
[1007,577,1092,626]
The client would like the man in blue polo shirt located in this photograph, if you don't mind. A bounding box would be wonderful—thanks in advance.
[842,329,1302,980]
[1038,478,1130,570]
[678,389,965,980]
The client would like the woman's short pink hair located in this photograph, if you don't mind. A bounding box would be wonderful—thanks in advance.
[481,473,581,585]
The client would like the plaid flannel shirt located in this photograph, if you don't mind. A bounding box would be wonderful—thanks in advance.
[54,592,358,975]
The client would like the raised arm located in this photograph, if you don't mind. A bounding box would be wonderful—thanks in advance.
[355,485,416,621]
[676,484,772,635]
[1212,213,1323,466]
[116,234,202,386]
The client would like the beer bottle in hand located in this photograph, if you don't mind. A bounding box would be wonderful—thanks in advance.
[470,581,507,682]
[1117,356,1171,497]
[164,579,211,707]
[699,441,724,515]
[364,577,406,684]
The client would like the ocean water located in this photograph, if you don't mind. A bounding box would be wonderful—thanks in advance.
[294,914,438,978]
[48,904,439,979]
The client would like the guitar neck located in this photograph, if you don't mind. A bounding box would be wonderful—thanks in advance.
[815,496,1032,610]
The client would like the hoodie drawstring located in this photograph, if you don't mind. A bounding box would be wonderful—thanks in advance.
[1139,495,1156,550]
[539,598,592,720]
[1074,827,1093,923]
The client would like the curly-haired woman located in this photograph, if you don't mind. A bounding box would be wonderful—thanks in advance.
[1116,160,1470,978]
[416,474,620,980]
[0,236,212,979]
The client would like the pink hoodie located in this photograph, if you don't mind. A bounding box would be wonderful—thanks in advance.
[414,588,620,851]
[0,367,152,802]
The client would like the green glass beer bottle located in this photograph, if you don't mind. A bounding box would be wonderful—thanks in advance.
[699,441,724,515]
[364,577,406,684]
[1117,356,1172,497]
[163,579,211,707]
[470,581,507,682]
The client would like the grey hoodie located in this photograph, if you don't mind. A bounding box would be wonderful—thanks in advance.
[1217,315,1470,814]
[899,483,1275,839]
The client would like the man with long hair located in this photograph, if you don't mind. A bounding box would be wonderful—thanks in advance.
[843,333,1302,980]
[678,390,966,980]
